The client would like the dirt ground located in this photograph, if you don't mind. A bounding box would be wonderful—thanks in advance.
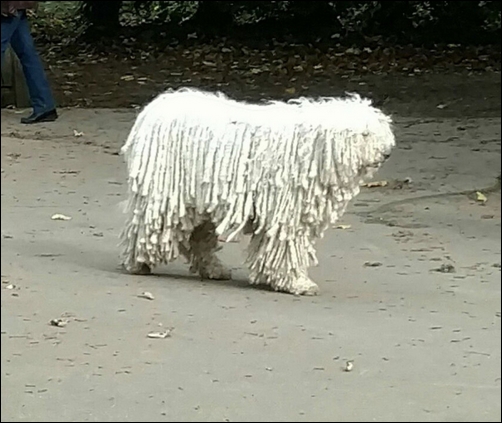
[1,69,501,422]
[46,55,501,119]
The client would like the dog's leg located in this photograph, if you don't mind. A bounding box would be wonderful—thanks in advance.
[123,261,152,275]
[121,235,153,275]
[246,231,319,296]
[186,220,232,280]
[120,218,154,275]
[121,234,153,276]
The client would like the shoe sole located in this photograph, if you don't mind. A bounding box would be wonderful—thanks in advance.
[21,116,58,124]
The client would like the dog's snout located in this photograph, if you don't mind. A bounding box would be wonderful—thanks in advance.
[383,153,391,160]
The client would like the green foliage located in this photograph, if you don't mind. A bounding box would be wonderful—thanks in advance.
[34,1,501,45]
[30,1,81,42]
[120,1,198,26]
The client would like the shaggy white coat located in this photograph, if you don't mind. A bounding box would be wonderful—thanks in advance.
[120,88,395,295]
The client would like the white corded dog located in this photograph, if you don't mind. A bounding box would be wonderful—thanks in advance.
[120,88,395,295]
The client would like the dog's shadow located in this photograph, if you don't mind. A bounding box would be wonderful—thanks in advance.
[130,269,273,293]
[24,238,272,294]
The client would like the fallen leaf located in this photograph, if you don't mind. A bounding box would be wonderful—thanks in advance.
[433,264,456,273]
[335,224,352,230]
[147,330,172,339]
[120,75,135,81]
[5,284,15,290]
[285,87,296,95]
[436,104,448,109]
[362,180,388,188]
[56,170,79,175]
[49,319,68,328]
[51,214,72,221]
[138,292,155,301]
[364,261,383,267]
[344,361,354,372]
[73,130,84,137]
[475,191,487,203]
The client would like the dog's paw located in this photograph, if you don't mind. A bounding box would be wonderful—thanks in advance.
[199,263,232,281]
[123,262,152,275]
[289,276,319,296]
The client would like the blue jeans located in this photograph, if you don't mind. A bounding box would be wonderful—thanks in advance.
[1,11,55,113]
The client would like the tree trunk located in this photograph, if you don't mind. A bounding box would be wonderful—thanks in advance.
[191,1,234,34]
[80,1,122,37]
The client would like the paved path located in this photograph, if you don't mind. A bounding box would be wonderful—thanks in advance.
[1,108,500,422]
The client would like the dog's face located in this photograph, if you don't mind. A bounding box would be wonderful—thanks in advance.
[355,128,395,180]
[366,148,392,169]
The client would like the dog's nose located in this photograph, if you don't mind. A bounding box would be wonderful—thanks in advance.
[383,153,391,160]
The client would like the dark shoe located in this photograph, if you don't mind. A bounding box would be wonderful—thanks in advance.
[21,109,58,124]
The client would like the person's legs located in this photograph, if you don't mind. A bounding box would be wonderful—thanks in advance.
[9,11,57,121]
[1,14,20,64]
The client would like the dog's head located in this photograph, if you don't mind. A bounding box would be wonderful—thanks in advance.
[357,134,394,180]
[345,99,395,180]
[299,93,395,182]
